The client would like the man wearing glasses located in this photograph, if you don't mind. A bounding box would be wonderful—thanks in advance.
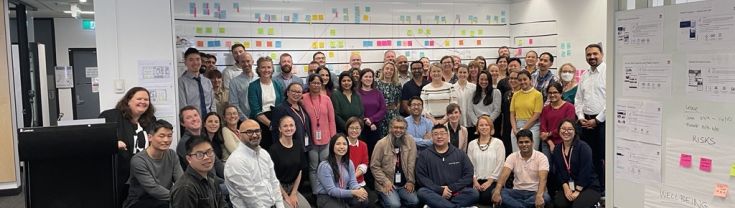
[400,61,430,117]
[225,119,284,208]
[171,137,227,208]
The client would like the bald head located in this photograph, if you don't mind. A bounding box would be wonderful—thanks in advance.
[238,119,261,149]
[350,53,362,69]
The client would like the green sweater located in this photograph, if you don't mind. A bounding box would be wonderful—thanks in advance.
[331,90,365,132]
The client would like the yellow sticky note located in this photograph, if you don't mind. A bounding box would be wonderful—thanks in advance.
[270,53,277,60]
[444,40,450,46]
[218,27,226,34]
[461,30,466,36]
[730,163,735,176]
[516,39,523,46]
[363,15,369,21]
[304,65,309,72]
[478,29,484,35]
[407,30,414,36]
[426,29,432,35]
[328,51,335,58]
[470,31,475,37]
[418,28,424,34]
[714,183,728,198]
[330,29,336,36]
[244,41,251,48]
[267,27,275,35]
[311,41,319,49]
[195,27,203,34]
[319,41,325,48]
[329,41,336,48]
[338,41,345,48]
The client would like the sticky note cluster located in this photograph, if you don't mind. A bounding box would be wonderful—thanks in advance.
[396,41,412,47]
[376,40,392,47]
[311,41,326,49]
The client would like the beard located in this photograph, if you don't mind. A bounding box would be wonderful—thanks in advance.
[281,65,292,73]
[392,134,405,147]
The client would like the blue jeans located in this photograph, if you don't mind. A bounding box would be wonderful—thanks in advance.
[309,145,329,194]
[500,189,551,208]
[511,120,540,152]
[417,187,479,208]
[379,187,419,208]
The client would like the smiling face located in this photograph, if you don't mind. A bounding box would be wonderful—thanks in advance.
[447,107,461,123]
[181,109,202,132]
[497,58,508,71]
[457,66,469,81]
[559,121,576,142]
[518,73,532,90]
[397,56,408,73]
[409,99,423,116]
[148,127,173,151]
[314,53,326,65]
[211,77,223,90]
[318,69,330,86]
[185,53,202,73]
[309,77,323,93]
[384,51,396,63]
[224,107,239,126]
[478,72,490,89]
[525,51,538,66]
[488,65,500,83]
[517,136,533,154]
[361,71,374,88]
[586,46,603,67]
[333,136,349,157]
[287,84,303,103]
[128,90,150,117]
[340,75,353,91]
[411,62,424,79]
[431,127,449,147]
[347,122,361,139]
[279,117,296,138]
[350,54,362,69]
[547,85,561,103]
[204,115,220,134]
[390,120,407,139]
[258,61,274,79]
[476,117,493,137]
[382,63,395,81]
[186,141,215,175]
[538,54,553,71]
[430,66,443,80]
[280,56,293,74]
[509,71,520,89]
[441,57,453,73]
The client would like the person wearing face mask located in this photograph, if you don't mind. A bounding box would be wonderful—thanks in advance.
[558,63,578,104]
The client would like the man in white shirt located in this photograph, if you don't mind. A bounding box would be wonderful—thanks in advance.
[222,44,247,89]
[384,50,396,63]
[574,43,606,191]
[349,53,362,69]
[225,119,284,208]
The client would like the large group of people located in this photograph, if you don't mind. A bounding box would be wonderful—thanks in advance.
[100,43,607,208]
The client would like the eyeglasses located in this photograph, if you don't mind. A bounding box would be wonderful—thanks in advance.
[288,90,302,94]
[309,82,322,85]
[349,127,361,131]
[188,149,215,160]
[240,129,262,136]
[509,77,518,80]
[560,128,575,133]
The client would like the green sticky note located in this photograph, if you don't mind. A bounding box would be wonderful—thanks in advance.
[195,27,203,34]
[426,29,431,35]
[257,28,264,35]
[478,29,484,35]
[330,29,336,36]
[218,27,225,34]
[330,41,336,48]
[730,163,735,176]
[470,31,475,37]
[407,30,414,36]
[270,53,277,60]
[338,40,345,48]
[205,27,213,34]
[267,27,274,35]
[461,30,466,36]
[418,28,424,34]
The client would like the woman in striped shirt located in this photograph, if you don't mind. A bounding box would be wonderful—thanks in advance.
[421,64,457,125]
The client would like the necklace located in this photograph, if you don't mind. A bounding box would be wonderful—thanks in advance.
[478,137,491,151]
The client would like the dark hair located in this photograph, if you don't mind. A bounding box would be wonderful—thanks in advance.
[199,52,209,59]
[184,48,200,59]
[431,124,447,132]
[203,112,223,134]
[408,96,423,106]
[231,43,245,52]
[585,44,603,54]
[115,87,156,129]
[359,68,376,89]
[185,136,213,155]
[446,103,461,115]
[539,52,555,63]
[525,50,538,58]
[327,133,351,184]
[306,74,324,93]
[209,54,217,62]
[440,56,453,65]
[517,70,532,80]
[204,69,223,79]
[337,71,354,92]
[345,117,363,132]
[316,66,334,92]
[179,105,199,123]
[546,82,563,95]
[475,56,487,71]
[309,61,320,65]
[148,119,174,135]
[516,129,533,142]
[495,56,509,64]
[284,82,304,97]
[313,51,325,61]
[256,56,273,76]
[498,46,509,51]
[557,119,579,141]
[410,61,423,69]
[472,71,495,105]
[508,57,522,66]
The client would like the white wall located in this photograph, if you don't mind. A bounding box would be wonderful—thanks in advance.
[53,18,96,121]
[511,0,608,70]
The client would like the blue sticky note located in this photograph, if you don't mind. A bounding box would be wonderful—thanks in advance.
[363,40,372,47]
[501,10,506,16]
[275,41,282,48]
[293,13,299,22]
[306,15,311,21]
[214,3,220,10]
[435,16,440,21]
[255,13,261,20]
[400,16,405,21]
[332,8,337,14]
[219,10,227,19]
[441,16,446,22]
[189,2,195,14]
[355,6,360,13]
[365,6,371,12]
[424,40,429,45]
[207,41,215,47]
[397,41,402,46]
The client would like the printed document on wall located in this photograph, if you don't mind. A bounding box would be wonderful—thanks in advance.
[677,0,735,50]
[685,53,735,102]
[615,99,663,145]
[614,139,662,184]
[615,7,664,53]
[622,54,672,98]
[138,60,176,118]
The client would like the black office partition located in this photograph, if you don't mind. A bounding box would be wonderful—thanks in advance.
[18,123,118,208]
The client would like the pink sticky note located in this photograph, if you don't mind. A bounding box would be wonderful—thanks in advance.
[700,157,712,172]
[387,40,392,46]
[714,183,728,198]
[528,38,534,45]
[680,154,692,168]
[430,40,435,46]
[515,48,522,56]
[407,41,412,46]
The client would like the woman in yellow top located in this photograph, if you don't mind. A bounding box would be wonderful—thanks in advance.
[509,70,543,152]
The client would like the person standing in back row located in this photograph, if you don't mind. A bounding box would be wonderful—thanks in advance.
[574,43,607,192]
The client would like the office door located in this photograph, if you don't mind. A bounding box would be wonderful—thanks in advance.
[69,48,99,119]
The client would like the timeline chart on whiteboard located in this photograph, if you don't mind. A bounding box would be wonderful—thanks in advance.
[614,138,662,184]
[677,0,735,50]
[622,54,672,97]
[686,53,735,102]
[615,7,664,53]
[615,99,663,145]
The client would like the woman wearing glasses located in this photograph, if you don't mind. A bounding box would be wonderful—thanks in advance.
[302,74,337,194]
[270,83,312,150]
[550,119,600,208]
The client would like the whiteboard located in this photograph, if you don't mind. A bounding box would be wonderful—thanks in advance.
[173,0,557,76]
[613,1,735,207]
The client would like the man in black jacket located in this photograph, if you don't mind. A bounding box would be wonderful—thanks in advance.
[416,124,479,207]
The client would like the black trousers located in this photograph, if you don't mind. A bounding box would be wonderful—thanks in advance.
[580,115,605,191]
[553,188,601,208]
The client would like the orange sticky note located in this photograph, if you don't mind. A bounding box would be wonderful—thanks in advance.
[267,41,273,47]
[714,183,728,198]
[196,41,204,47]
[458,40,464,46]
[256,41,262,47]
[476,40,482,45]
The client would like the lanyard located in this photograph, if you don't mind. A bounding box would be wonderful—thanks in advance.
[308,95,322,128]
[290,104,306,127]
[562,144,574,175]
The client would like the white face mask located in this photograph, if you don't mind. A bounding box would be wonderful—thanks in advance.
[560,72,574,82]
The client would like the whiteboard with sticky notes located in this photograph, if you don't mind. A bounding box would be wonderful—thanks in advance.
[172,0,558,77]
[613,1,735,207]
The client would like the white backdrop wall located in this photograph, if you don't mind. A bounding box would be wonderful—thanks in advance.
[53,18,96,121]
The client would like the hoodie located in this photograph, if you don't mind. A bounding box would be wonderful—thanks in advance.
[415,144,475,194]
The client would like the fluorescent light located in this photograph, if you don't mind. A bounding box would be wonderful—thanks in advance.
[80,0,87,3]
[64,11,95,14]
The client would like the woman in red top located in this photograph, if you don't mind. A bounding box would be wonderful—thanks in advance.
[539,82,576,156]
[345,117,370,187]
[302,74,337,194]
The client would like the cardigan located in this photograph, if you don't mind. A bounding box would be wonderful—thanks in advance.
[270,102,312,150]
[331,90,365,133]
[551,138,600,192]
[302,93,337,146]
[247,78,284,118]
